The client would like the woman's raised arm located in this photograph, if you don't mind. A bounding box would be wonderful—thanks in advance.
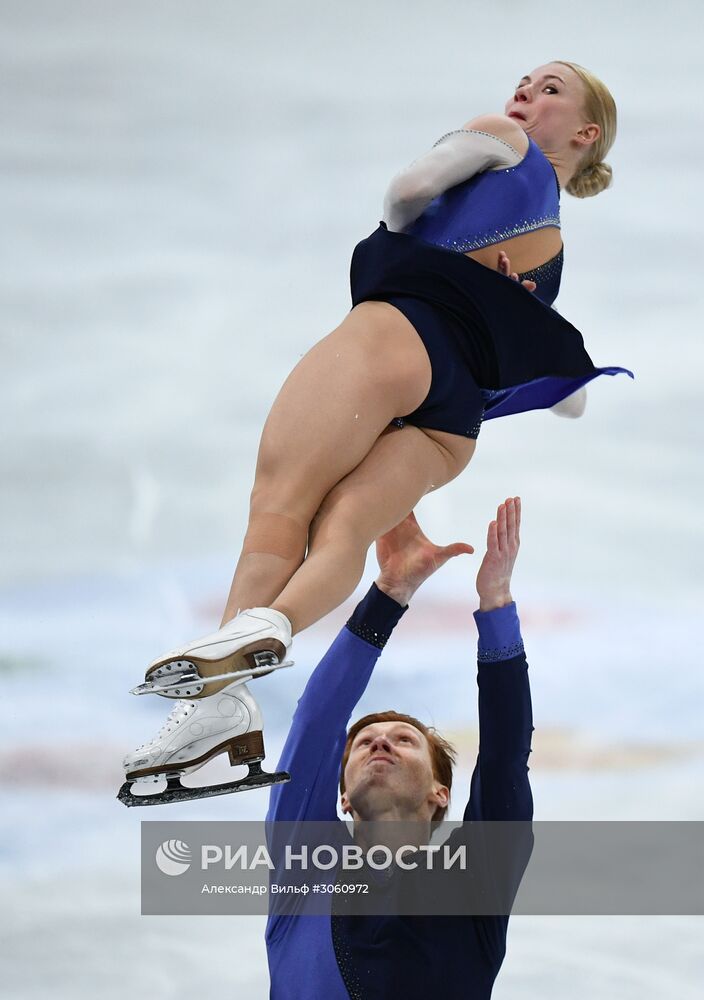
[383,114,525,232]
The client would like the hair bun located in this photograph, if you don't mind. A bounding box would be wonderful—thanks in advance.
[567,160,613,199]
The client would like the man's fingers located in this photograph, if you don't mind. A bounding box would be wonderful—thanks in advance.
[514,496,521,543]
[505,497,516,541]
[496,502,508,550]
[486,519,498,551]
[442,542,475,558]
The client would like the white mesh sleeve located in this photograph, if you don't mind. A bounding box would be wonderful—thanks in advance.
[550,387,587,418]
[383,129,523,232]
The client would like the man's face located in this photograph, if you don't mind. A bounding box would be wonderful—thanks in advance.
[341,721,449,821]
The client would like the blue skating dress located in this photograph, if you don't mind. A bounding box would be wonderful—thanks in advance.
[349,137,632,437]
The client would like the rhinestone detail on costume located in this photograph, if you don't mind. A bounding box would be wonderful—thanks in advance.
[331,914,363,1000]
[432,128,524,159]
[346,620,391,649]
[468,415,483,438]
[437,215,561,254]
[516,247,563,285]
[478,640,525,663]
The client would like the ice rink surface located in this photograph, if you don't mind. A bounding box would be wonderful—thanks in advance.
[1,1,703,997]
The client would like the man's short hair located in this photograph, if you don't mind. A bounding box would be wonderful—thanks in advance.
[339,710,457,823]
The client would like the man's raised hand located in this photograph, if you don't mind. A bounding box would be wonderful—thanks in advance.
[375,511,474,607]
[475,497,521,612]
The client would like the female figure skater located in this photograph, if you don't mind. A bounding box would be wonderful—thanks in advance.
[120,61,630,805]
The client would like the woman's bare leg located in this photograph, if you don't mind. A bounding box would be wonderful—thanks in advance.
[220,302,433,624]
[271,423,476,632]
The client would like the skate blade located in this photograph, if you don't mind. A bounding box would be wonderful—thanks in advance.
[145,641,288,698]
[131,659,294,698]
[117,764,290,807]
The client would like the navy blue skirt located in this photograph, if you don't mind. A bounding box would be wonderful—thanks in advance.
[350,223,632,438]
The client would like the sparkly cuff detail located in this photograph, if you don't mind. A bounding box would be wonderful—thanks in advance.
[473,602,524,662]
[346,583,408,650]
[477,639,525,663]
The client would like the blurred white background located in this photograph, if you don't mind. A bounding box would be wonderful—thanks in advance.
[1,1,702,997]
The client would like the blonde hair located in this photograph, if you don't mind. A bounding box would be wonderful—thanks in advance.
[554,60,617,199]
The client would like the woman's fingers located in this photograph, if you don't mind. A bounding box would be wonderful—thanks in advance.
[498,252,537,294]
[498,251,516,279]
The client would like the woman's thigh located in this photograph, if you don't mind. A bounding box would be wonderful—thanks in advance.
[250,302,433,520]
[309,423,476,548]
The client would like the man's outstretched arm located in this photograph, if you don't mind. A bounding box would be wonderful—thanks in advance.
[464,497,533,823]
[266,584,407,823]
[466,602,533,822]
[452,499,532,971]
[267,513,474,824]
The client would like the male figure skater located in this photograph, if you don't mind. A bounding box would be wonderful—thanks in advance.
[266,497,532,999]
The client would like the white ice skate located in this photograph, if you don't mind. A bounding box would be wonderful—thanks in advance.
[118,680,291,806]
[136,606,293,700]
[117,607,294,807]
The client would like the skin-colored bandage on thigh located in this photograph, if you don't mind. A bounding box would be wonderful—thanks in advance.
[241,512,307,561]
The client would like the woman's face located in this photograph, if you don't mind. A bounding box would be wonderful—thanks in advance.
[504,62,595,151]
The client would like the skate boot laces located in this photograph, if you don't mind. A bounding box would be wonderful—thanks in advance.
[136,699,194,750]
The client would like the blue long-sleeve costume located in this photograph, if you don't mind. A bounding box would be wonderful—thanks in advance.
[266,584,533,999]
